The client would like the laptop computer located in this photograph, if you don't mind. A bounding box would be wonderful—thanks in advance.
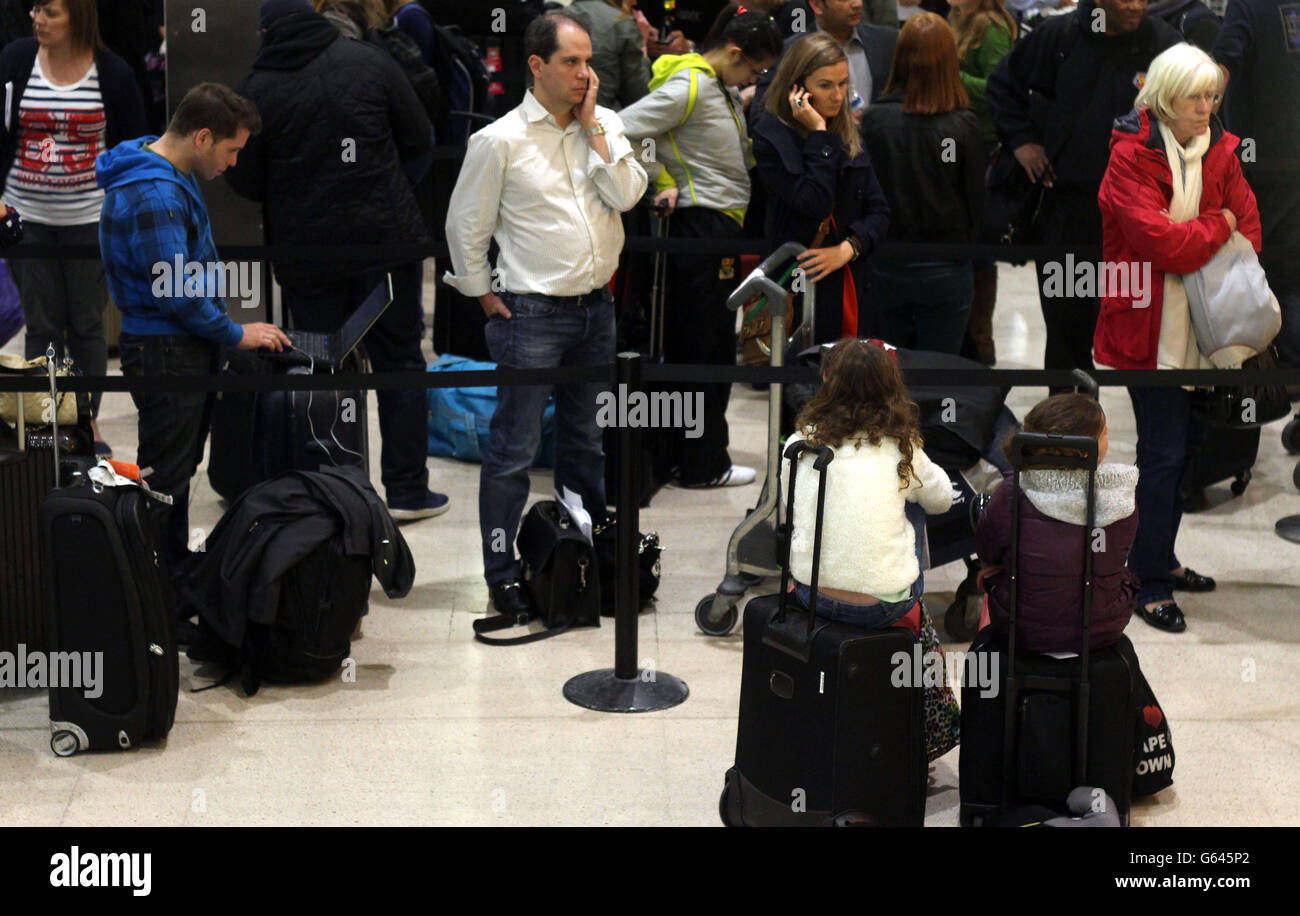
[263,274,394,369]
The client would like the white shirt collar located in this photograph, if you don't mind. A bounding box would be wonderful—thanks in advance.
[521,90,582,130]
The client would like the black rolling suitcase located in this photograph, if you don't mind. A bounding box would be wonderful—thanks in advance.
[1,355,94,654]
[959,432,1138,826]
[721,440,927,827]
[41,462,179,756]
[1180,425,1260,512]
[254,358,368,484]
[207,349,369,501]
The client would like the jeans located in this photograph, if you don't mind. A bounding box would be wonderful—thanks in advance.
[872,259,973,354]
[119,332,217,567]
[281,265,430,505]
[1128,385,1207,605]
[792,580,917,629]
[480,289,614,585]
[11,221,108,416]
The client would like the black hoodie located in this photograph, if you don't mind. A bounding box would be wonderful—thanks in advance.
[986,0,1180,196]
[225,12,432,286]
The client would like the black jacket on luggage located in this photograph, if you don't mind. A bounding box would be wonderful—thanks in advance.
[176,466,415,648]
[986,2,1180,196]
[225,11,432,286]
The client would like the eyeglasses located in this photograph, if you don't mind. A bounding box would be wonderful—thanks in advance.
[731,43,770,77]
[1186,91,1222,105]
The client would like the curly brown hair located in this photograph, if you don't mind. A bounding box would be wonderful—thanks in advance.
[794,338,923,489]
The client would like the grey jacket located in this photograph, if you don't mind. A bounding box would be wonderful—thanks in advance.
[618,56,752,214]
[569,0,652,110]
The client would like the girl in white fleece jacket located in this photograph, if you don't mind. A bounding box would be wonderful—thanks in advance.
[787,338,953,628]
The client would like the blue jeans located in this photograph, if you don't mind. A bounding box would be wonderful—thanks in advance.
[480,290,615,585]
[872,259,974,354]
[1128,386,1207,605]
[792,581,917,629]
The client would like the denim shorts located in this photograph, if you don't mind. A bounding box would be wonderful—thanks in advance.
[792,581,917,629]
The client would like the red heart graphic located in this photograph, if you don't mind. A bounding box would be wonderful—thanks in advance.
[1143,705,1163,728]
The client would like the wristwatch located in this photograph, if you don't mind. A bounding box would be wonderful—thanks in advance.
[585,122,606,137]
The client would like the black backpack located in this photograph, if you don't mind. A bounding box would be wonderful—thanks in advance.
[426,20,494,144]
[190,537,372,695]
[368,24,448,124]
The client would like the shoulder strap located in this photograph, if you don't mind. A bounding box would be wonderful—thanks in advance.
[472,611,571,645]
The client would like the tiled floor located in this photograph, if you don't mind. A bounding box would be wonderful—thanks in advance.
[2,261,1298,826]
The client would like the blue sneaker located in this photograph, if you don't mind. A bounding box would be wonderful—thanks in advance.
[94,440,113,459]
[388,490,451,522]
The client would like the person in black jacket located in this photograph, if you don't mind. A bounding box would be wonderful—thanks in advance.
[1148,0,1219,51]
[862,12,983,353]
[227,2,450,522]
[753,31,891,342]
[986,0,1179,382]
[1213,0,1300,370]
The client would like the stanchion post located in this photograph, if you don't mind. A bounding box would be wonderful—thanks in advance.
[563,352,689,713]
[614,352,639,681]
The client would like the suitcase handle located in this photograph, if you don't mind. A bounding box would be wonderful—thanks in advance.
[1004,431,1098,802]
[765,439,833,663]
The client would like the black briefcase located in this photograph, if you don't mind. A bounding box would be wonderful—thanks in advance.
[473,500,601,645]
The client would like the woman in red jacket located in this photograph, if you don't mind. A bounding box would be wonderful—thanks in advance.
[1093,42,1263,634]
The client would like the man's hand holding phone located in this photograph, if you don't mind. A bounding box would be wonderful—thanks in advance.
[573,70,600,129]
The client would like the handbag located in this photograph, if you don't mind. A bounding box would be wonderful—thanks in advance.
[0,354,87,427]
[592,514,662,616]
[472,500,601,645]
[981,144,1047,250]
[1190,345,1291,429]
[919,605,961,763]
[1184,230,1282,367]
[1132,668,1174,797]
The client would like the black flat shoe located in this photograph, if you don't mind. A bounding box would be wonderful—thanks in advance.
[1172,568,1216,592]
[490,579,533,619]
[1136,601,1187,633]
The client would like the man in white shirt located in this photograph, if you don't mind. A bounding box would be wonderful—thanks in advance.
[444,11,648,616]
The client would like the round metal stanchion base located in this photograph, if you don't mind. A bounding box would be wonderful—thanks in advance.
[563,669,689,713]
[1275,515,1300,544]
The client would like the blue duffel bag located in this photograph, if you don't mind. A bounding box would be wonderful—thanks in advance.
[426,354,556,466]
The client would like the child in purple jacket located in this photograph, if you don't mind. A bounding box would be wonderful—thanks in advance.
[976,394,1140,653]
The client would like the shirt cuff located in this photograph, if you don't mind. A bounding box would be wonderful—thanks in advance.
[588,128,633,174]
[443,267,491,299]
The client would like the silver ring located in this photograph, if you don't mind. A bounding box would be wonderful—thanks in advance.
[795,99,803,108]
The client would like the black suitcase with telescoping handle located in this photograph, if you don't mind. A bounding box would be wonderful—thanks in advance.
[36,357,179,756]
[958,432,1138,826]
[721,439,927,827]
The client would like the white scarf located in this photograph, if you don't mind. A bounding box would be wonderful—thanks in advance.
[1156,121,1214,371]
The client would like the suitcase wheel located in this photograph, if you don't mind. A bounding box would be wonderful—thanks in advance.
[696,594,738,637]
[50,730,80,757]
[1282,417,1300,455]
[1231,469,1251,496]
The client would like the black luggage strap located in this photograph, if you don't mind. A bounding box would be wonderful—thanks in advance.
[472,609,571,646]
[764,439,834,664]
[1004,429,1099,807]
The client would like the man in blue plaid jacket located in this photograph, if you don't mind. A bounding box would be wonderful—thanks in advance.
[97,82,289,567]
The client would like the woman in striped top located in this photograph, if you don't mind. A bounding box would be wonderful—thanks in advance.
[0,0,146,453]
